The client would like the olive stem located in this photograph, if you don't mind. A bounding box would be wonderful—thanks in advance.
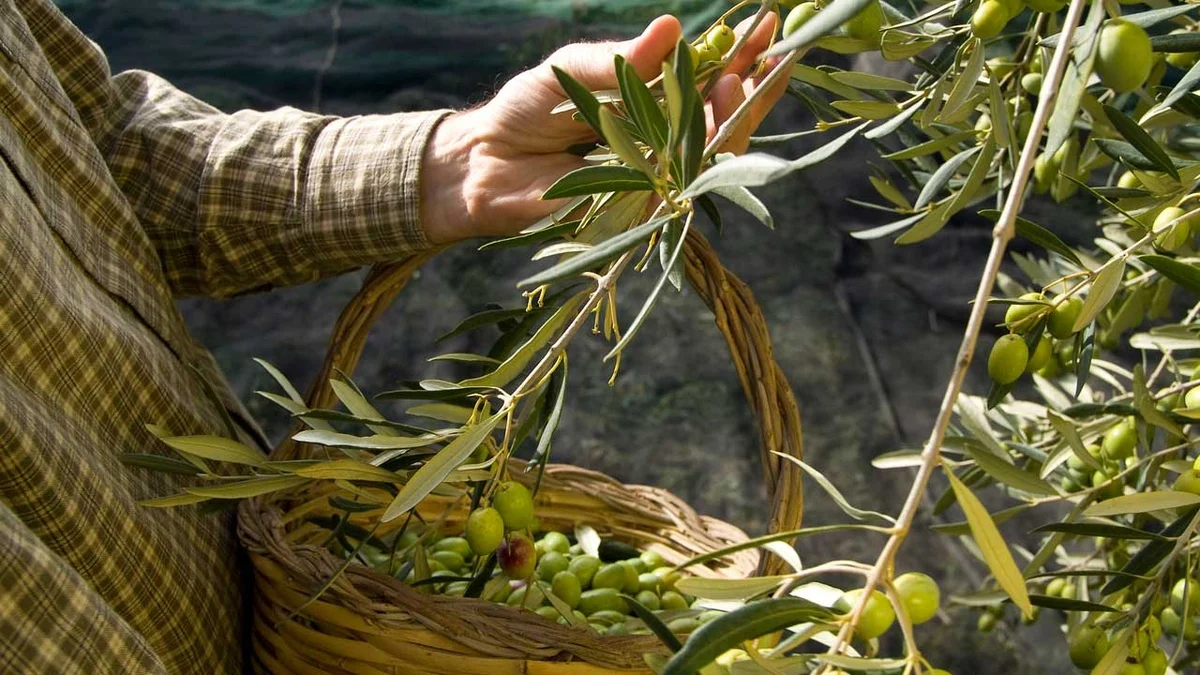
[817,0,1091,667]
[703,44,803,161]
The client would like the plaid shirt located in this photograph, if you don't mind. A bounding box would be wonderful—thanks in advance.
[0,0,448,671]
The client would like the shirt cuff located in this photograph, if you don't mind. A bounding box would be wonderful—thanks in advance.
[303,109,453,268]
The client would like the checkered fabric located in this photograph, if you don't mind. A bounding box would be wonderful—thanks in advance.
[0,0,448,671]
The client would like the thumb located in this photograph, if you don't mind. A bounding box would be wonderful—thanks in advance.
[542,15,683,93]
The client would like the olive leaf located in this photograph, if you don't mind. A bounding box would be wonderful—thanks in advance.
[661,598,834,675]
[1102,105,1180,180]
[945,469,1033,619]
[980,210,1082,267]
[680,126,861,198]
[614,54,667,153]
[551,66,604,138]
[1083,491,1200,517]
[119,453,202,476]
[160,435,265,467]
[882,130,976,161]
[1151,59,1200,116]
[819,656,908,671]
[137,493,211,508]
[542,165,655,200]
[382,410,506,522]
[461,294,585,389]
[519,214,676,288]
[184,475,308,499]
[711,185,774,230]
[674,576,790,601]
[1074,260,1125,333]
[1140,255,1200,296]
[1031,521,1168,541]
[292,429,446,451]
[292,459,403,483]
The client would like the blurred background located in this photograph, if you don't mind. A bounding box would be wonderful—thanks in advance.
[57,0,1098,670]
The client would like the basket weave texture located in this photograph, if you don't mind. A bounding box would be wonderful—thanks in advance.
[238,230,805,674]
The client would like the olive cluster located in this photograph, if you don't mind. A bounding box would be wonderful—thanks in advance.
[689,22,738,66]
[348,482,707,637]
[1058,426,1133,499]
[987,292,1083,387]
[833,573,943,639]
[782,0,887,47]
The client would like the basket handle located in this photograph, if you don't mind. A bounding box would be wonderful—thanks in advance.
[279,235,804,575]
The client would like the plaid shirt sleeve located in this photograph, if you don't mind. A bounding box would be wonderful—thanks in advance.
[32,10,451,297]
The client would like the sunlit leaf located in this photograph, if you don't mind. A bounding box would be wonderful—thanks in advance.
[1084,491,1200,517]
[1074,260,1125,332]
[945,469,1033,618]
[184,476,308,499]
[382,411,505,522]
[160,435,265,467]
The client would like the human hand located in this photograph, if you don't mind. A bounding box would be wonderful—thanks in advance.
[420,13,788,246]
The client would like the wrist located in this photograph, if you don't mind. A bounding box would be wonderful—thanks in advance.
[420,110,480,246]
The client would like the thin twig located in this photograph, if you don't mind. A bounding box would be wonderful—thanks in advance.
[818,0,1092,666]
[704,47,803,161]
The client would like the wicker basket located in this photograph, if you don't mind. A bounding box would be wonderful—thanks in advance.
[238,230,805,674]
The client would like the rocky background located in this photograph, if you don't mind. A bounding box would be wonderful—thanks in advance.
[59,0,1099,670]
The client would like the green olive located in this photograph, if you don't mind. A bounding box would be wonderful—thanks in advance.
[1188,386,1200,410]
[666,617,701,634]
[1096,20,1153,93]
[638,572,664,593]
[568,555,602,588]
[844,0,886,46]
[977,611,997,632]
[1069,625,1110,669]
[433,537,472,559]
[634,590,661,610]
[894,572,940,625]
[537,551,569,582]
[579,588,629,615]
[988,334,1029,385]
[705,24,736,55]
[1117,171,1141,189]
[695,42,722,64]
[1047,296,1083,338]
[1174,469,1200,496]
[839,588,895,640]
[619,560,641,594]
[465,507,505,556]
[1171,577,1200,614]
[1021,72,1043,94]
[1046,577,1067,597]
[534,605,560,621]
[1093,471,1122,500]
[1154,206,1192,252]
[592,563,627,590]
[1101,420,1137,460]
[783,2,820,39]
[1005,292,1046,330]
[1026,335,1052,373]
[540,531,571,555]
[429,550,465,571]
[551,570,582,608]
[1033,153,1059,194]
[1143,646,1168,675]
[661,590,688,610]
[493,482,535,530]
[970,1,1009,39]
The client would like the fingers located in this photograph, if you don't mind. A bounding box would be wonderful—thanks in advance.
[543,15,682,93]
[746,56,791,133]
[724,12,780,79]
[708,73,751,154]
